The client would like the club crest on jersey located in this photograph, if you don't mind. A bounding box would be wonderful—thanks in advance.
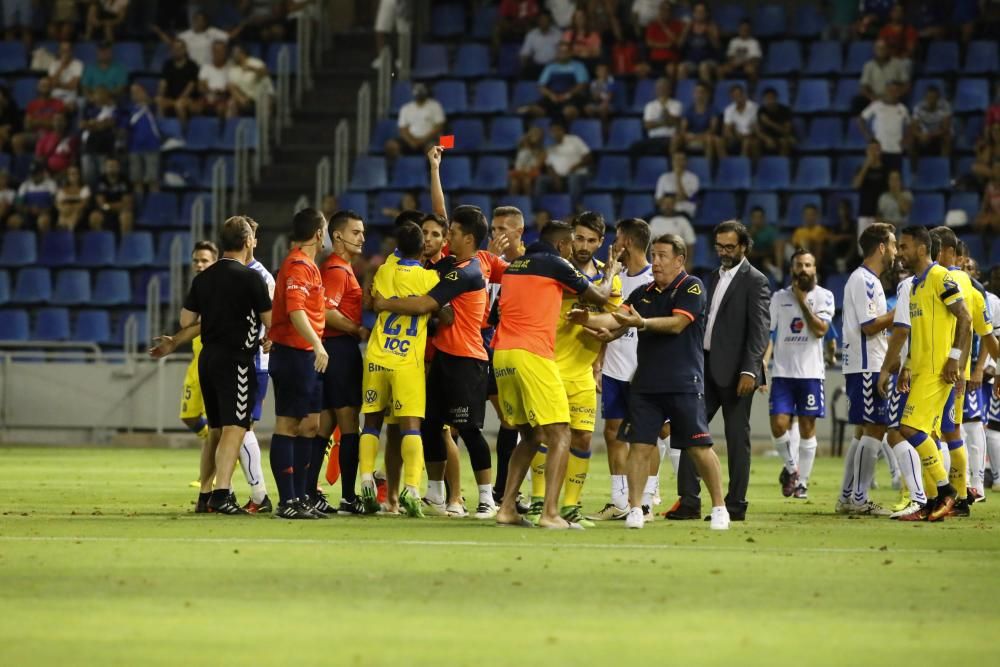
[445,271,459,281]
[790,317,804,333]
[686,282,702,295]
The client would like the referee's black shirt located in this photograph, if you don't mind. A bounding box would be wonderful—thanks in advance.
[183,257,273,354]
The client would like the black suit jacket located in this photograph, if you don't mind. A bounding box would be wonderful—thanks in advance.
[705,259,771,387]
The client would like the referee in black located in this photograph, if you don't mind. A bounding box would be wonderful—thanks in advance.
[181,216,273,515]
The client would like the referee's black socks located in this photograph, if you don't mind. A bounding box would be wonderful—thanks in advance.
[269,434,296,503]
[494,426,518,501]
[293,437,311,500]
[307,436,327,497]
[339,432,360,502]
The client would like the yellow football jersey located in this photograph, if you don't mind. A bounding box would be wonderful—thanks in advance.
[192,334,203,359]
[908,263,964,378]
[366,257,440,369]
[554,260,623,381]
[949,268,992,378]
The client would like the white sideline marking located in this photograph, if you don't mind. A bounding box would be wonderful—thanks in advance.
[0,535,996,556]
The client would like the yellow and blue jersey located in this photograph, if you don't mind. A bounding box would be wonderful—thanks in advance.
[554,259,622,382]
[907,263,963,378]
[366,257,440,369]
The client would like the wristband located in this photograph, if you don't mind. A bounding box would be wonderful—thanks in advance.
[948,347,961,360]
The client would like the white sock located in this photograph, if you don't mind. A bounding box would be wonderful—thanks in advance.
[893,442,927,504]
[772,432,795,473]
[880,437,900,482]
[853,435,881,504]
[478,483,494,506]
[987,428,1000,486]
[611,474,628,510]
[789,420,801,467]
[425,479,446,504]
[656,435,669,462]
[668,448,680,475]
[798,436,818,488]
[239,431,267,504]
[963,422,986,494]
[839,437,860,503]
[641,475,658,508]
[938,440,951,476]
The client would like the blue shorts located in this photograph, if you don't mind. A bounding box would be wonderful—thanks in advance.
[941,386,960,434]
[887,376,908,429]
[963,382,986,422]
[251,370,269,422]
[601,375,630,420]
[845,372,888,425]
[268,344,323,419]
[988,378,999,426]
[322,336,362,410]
[769,377,826,418]
[620,391,711,449]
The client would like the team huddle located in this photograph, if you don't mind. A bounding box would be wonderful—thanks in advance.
[152,147,1000,529]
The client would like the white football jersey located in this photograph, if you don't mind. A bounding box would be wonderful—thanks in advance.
[602,264,654,382]
[769,285,835,379]
[841,265,889,374]
[248,259,276,372]
[893,275,913,364]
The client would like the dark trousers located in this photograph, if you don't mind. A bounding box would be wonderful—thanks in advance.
[676,355,754,516]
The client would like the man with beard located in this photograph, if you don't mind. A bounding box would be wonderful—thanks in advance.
[764,249,835,499]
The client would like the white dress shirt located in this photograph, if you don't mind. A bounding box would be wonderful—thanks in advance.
[703,257,754,378]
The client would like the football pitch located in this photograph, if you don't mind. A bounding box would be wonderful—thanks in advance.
[1,447,997,666]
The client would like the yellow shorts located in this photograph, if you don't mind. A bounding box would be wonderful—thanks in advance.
[493,349,569,427]
[179,359,205,420]
[564,374,597,432]
[901,372,953,435]
[361,362,425,418]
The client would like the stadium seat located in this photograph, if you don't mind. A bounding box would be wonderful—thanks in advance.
[486,116,523,151]
[51,269,91,306]
[197,154,234,189]
[580,194,615,225]
[367,118,397,154]
[536,194,572,220]
[755,79,790,105]
[431,3,465,38]
[511,80,540,110]
[471,4,497,40]
[265,43,297,73]
[965,40,999,75]
[155,232,192,267]
[113,42,144,73]
[73,310,112,344]
[34,307,70,341]
[631,78,656,113]
[472,156,510,191]
[630,157,668,192]
[714,4,746,34]
[0,230,37,267]
[844,41,873,74]
[497,43,521,78]
[373,191,405,224]
[954,79,989,113]
[137,192,181,228]
[450,118,485,152]
[948,192,980,222]
[455,193,492,213]
[218,117,257,150]
[957,115,984,152]
[800,117,841,151]
[164,153,202,185]
[843,120,867,151]
[713,79,745,113]
[606,118,643,152]
[471,80,509,114]
[0,42,26,72]
[910,194,946,225]
[620,194,653,221]
[763,40,801,76]
[495,194,531,214]
[0,270,7,305]
[433,80,467,114]
[38,230,76,267]
[112,311,148,347]
[785,194,824,227]
[910,78,947,106]
[793,79,831,114]
[692,236,714,269]
[695,192,738,228]
[792,3,825,37]
[349,156,388,191]
[116,232,155,268]
[411,44,449,78]
[13,267,52,304]
[688,157,712,188]
[673,79,696,109]
[591,156,631,190]
[753,5,787,38]
[134,270,170,305]
[924,41,959,74]
[804,41,842,75]
[12,76,38,108]
[336,192,369,221]
[0,308,29,340]
[961,235,987,264]
[76,231,115,268]
[791,157,832,190]
[453,44,490,79]
[834,156,864,188]
[570,119,603,150]
[715,157,752,190]
[744,192,779,222]
[148,42,170,70]
[389,80,412,114]
[831,78,859,113]
[824,191,860,223]
[912,157,950,190]
[753,157,791,191]
[439,156,471,190]
[184,117,221,151]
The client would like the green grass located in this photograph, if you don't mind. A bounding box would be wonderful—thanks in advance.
[0,447,997,666]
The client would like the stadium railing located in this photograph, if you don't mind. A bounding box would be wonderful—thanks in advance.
[376,46,392,118]
[356,81,372,156]
[145,275,162,349]
[333,119,350,195]
[315,156,331,210]
[168,236,186,324]
[210,157,228,244]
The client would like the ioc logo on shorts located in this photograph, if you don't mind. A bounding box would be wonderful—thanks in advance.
[365,390,378,403]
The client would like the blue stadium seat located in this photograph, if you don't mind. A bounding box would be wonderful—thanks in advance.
[12,76,38,108]
[792,3,825,37]
[753,5,787,38]
[791,157,832,190]
[715,157,752,190]
[630,157,668,192]
[804,41,842,75]
[580,194,615,225]
[0,270,8,305]
[800,118,841,151]
[785,194,823,227]
[695,192,738,228]
[77,231,115,268]
[149,42,170,71]
[570,119,603,150]
[472,4,498,40]
[134,270,170,305]
[961,235,986,264]
[620,194,653,221]
[965,41,999,75]
[471,80,509,114]
[912,157,950,190]
[688,157,712,188]
[113,42,144,73]
[948,192,980,222]
[631,78,656,113]
[433,80,467,114]
[265,43,297,73]
[955,79,989,113]
[155,232,192,267]
[455,193,492,213]
[827,273,850,309]
[73,310,112,344]
[13,267,52,304]
[844,41,873,74]
[390,156,428,190]
[693,235,714,269]
[763,40,801,76]
[34,307,70,341]
[0,230,38,268]
[495,195,531,215]
[0,42,26,72]
[606,118,643,152]
[453,44,490,79]
[824,191,860,224]
[511,80,540,110]
[38,230,76,267]
[116,232,155,268]
[180,193,209,226]
[218,117,258,150]
[535,194,572,220]
[367,118,397,154]
[137,192,180,228]
[910,194,946,225]
[0,308,28,340]
[112,311,149,347]
[957,115,984,152]
[157,117,183,142]
[349,156,388,191]
[714,4,746,34]
[165,153,202,186]
[831,78,860,113]
[51,269,91,306]
[412,44,449,78]
[389,80,412,114]
[744,192,779,222]
[793,79,831,114]
[497,43,521,78]
[336,192,369,221]
[924,41,959,74]
[755,79,789,105]
[674,79,696,109]
[184,117,221,151]
[486,116,523,151]
[439,156,471,190]
[431,3,465,38]
[834,156,864,188]
[910,78,947,106]
[197,155,234,190]
[373,191,404,225]
[450,118,485,152]
[591,156,631,190]
[843,120,867,151]
[472,156,510,191]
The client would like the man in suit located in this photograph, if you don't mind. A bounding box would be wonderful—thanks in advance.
[667,220,771,521]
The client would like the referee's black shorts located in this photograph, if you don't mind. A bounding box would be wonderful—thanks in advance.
[198,346,257,429]
[269,343,323,419]
[426,350,488,428]
[620,391,713,449]
[322,335,362,410]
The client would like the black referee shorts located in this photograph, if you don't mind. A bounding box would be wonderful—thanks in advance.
[198,346,257,430]
[322,335,362,410]
[620,391,713,449]
[426,350,488,428]
[269,343,323,419]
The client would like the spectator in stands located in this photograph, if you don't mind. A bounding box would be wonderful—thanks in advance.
[755,87,795,157]
[499,0,541,44]
[11,78,65,158]
[241,0,295,42]
[228,43,274,115]
[672,81,717,160]
[859,80,909,171]
[15,162,57,233]
[34,112,77,176]
[973,123,1000,184]
[81,42,127,101]
[974,161,1000,236]
[791,203,829,265]
[85,0,130,41]
[0,170,14,225]
[987,83,1000,128]
[678,2,720,84]
[547,0,577,29]
[827,198,861,272]
[720,83,757,158]
[644,1,684,79]
[0,85,22,153]
[47,41,83,111]
[649,193,696,250]
[157,40,202,125]
[523,41,589,123]
[583,0,623,42]
[55,165,91,231]
[747,205,784,283]
[198,41,233,118]
[632,77,680,155]
[79,86,118,187]
[3,0,32,41]
[535,121,591,204]
[876,169,912,225]
[520,10,561,79]
[654,151,699,216]
[877,3,918,68]
[910,85,952,161]
[584,63,617,125]
[563,8,602,68]
[127,84,162,195]
[385,83,445,160]
[718,20,761,86]
[825,0,858,41]
[632,0,663,34]
[154,11,246,68]
[47,0,81,41]
[853,140,889,236]
[856,39,909,115]
[509,126,546,195]
[90,157,134,234]
[857,0,895,38]
[372,0,411,66]
[951,0,979,43]
[380,192,419,221]
[523,208,552,245]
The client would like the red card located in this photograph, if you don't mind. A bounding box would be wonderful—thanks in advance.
[439,135,455,149]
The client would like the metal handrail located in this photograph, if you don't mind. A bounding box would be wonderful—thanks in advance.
[277,46,292,135]
[234,119,251,209]
[271,233,289,274]
[146,275,162,350]
[356,82,371,155]
[210,158,227,243]
[256,88,271,174]
[122,313,138,357]
[315,157,331,210]
[190,194,206,242]
[333,119,349,192]
[168,235,185,323]
[0,340,102,355]
[294,195,309,213]
[376,46,391,118]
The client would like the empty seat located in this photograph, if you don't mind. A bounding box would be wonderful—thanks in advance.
[801,117,841,151]
[763,40,801,75]
[948,192,980,222]
[580,194,615,225]
[631,78,656,113]
[439,156,471,190]
[453,43,490,79]
[39,229,76,267]
[112,41,144,72]
[199,154,235,189]
[116,231,155,268]
[835,156,864,188]
[792,4,825,37]
[456,193,492,213]
[924,41,959,74]
[77,231,115,267]
[831,78,860,112]
[349,156,388,191]
[495,195,531,215]
[336,192,369,221]
[52,269,91,306]
[73,310,112,344]
[743,192,779,222]
[843,120,867,151]
[791,157,832,190]
[497,43,521,78]
[910,193,946,225]
[368,118,397,154]
[630,157,668,191]
[112,311,148,347]
[411,44,449,78]
[954,79,989,113]
[695,192,738,227]
[511,80,540,109]
[34,307,70,341]
[793,79,831,114]
[844,41,873,74]
[184,117,221,150]
[155,232,192,267]
[0,230,37,267]
[753,4,787,38]
[688,157,712,188]
[486,116,523,151]
[0,42,27,72]
[965,41,999,75]
[13,267,52,304]
[785,194,824,227]
[535,194,572,220]
[0,308,29,340]
[389,80,412,114]
[433,80,467,114]
[390,156,428,189]
[591,156,631,190]
[218,117,257,150]
[472,156,510,191]
[912,157,950,190]
[715,157,752,189]
[471,80,509,114]
[450,118,485,152]
[137,191,181,228]
[714,4,746,34]
[606,118,643,151]
[472,4,498,40]
[569,119,603,149]
[620,193,653,221]
[134,270,170,305]
[0,270,7,305]
[431,3,465,38]
[804,41,842,75]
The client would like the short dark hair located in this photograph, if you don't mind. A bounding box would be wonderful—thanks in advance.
[930,225,958,252]
[790,247,814,264]
[927,85,940,95]
[290,207,325,242]
[652,234,687,259]
[730,83,745,94]
[615,218,650,253]
[220,216,252,251]
[550,120,566,132]
[540,220,574,246]
[900,225,932,255]
[330,209,363,233]
[492,206,524,224]
[395,221,424,259]
[393,209,425,228]
[750,206,764,215]
[451,205,488,247]
[762,87,777,97]
[572,210,605,239]
[713,220,751,248]
[421,212,448,230]
[858,222,895,257]
[245,217,259,234]
[193,240,218,258]
[957,240,969,258]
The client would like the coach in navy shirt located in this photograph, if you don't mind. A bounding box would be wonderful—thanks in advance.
[568,234,730,530]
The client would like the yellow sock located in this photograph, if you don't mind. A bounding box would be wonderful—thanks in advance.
[530,446,547,501]
[360,431,380,476]
[562,448,590,508]
[913,436,948,493]
[401,432,424,489]
[197,424,210,441]
[948,442,968,499]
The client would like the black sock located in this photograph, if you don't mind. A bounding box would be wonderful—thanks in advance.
[269,434,296,503]
[210,488,229,502]
[339,432,360,502]
[198,492,210,504]
[294,436,312,500]
[494,427,518,500]
[308,436,327,495]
